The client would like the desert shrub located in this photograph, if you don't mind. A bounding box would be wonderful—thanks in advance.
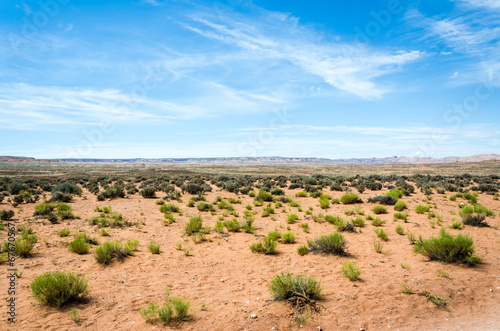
[282,232,296,244]
[250,237,278,254]
[140,186,156,199]
[394,212,408,222]
[15,237,37,257]
[140,302,159,323]
[196,202,214,212]
[340,261,361,281]
[394,201,407,211]
[242,216,256,233]
[57,228,70,237]
[68,239,90,255]
[319,197,330,209]
[148,241,161,254]
[372,204,388,214]
[374,228,388,241]
[31,271,89,307]
[297,244,309,256]
[352,216,365,227]
[124,239,140,255]
[214,221,224,233]
[184,216,203,234]
[340,193,362,204]
[255,189,274,202]
[371,217,386,226]
[296,191,308,197]
[266,231,281,241]
[450,219,463,229]
[287,214,299,224]
[160,203,180,213]
[94,241,127,265]
[269,272,322,301]
[368,194,397,205]
[262,204,275,217]
[415,204,430,214]
[170,297,192,321]
[300,223,310,233]
[395,225,405,235]
[325,215,342,225]
[224,219,241,232]
[307,232,347,255]
[373,240,384,253]
[0,210,14,221]
[336,220,356,233]
[413,229,481,266]
[75,232,99,245]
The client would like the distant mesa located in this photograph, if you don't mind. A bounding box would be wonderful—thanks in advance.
[1,154,500,165]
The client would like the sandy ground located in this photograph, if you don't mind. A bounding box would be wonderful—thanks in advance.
[1,185,499,331]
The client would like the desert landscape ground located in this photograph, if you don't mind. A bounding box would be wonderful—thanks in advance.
[0,161,499,330]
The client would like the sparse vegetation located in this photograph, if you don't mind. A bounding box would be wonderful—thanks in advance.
[340,261,361,281]
[31,271,89,307]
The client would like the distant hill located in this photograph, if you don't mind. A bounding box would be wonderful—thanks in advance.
[2,154,500,165]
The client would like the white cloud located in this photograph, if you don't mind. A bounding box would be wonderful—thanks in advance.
[182,10,423,98]
[460,0,500,10]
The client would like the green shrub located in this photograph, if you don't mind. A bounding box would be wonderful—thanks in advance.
[148,241,161,254]
[255,189,274,202]
[371,217,386,226]
[395,225,405,235]
[158,304,173,324]
[68,239,90,255]
[307,232,347,255]
[296,191,308,197]
[170,297,191,321]
[94,241,126,265]
[262,204,275,217]
[31,271,89,307]
[300,223,310,233]
[124,239,140,255]
[297,244,309,256]
[372,204,388,214]
[368,194,398,205]
[413,228,481,266]
[352,216,365,227]
[140,186,156,198]
[450,219,463,229]
[250,237,278,254]
[416,204,430,214]
[267,231,282,241]
[340,261,361,281]
[394,201,407,211]
[341,193,361,204]
[269,272,322,301]
[224,219,241,232]
[57,228,70,237]
[196,202,214,212]
[140,302,159,323]
[0,210,15,221]
[15,237,37,257]
[185,215,203,234]
[163,213,175,225]
[160,203,180,213]
[214,221,224,233]
[374,228,388,241]
[287,214,299,224]
[373,240,384,253]
[282,232,296,244]
[394,212,408,222]
[319,198,330,209]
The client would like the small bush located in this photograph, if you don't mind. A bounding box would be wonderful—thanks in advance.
[450,219,463,229]
[160,203,180,213]
[371,217,386,226]
[340,193,362,204]
[368,194,397,205]
[184,216,203,234]
[352,216,365,227]
[319,198,330,209]
[297,244,309,256]
[340,261,361,281]
[224,219,241,232]
[31,271,89,307]
[395,225,405,235]
[269,272,322,301]
[287,214,299,224]
[140,302,159,323]
[394,201,407,211]
[373,240,383,253]
[413,228,481,266]
[0,210,15,221]
[140,186,156,199]
[307,232,347,255]
[282,232,296,244]
[250,237,278,254]
[170,297,191,321]
[148,241,161,254]
[416,204,430,214]
[372,204,388,214]
[394,212,408,222]
[57,228,70,237]
[94,241,127,265]
[68,239,90,255]
[374,228,388,241]
[124,239,140,255]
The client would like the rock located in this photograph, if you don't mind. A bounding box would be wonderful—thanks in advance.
[220,279,225,283]
[250,314,257,319]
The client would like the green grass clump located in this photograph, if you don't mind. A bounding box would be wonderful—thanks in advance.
[196,202,214,212]
[140,302,159,323]
[340,193,362,204]
[352,216,365,227]
[307,232,347,255]
[267,231,282,241]
[68,239,90,255]
[250,237,278,254]
[319,197,330,209]
[373,240,384,253]
[374,228,388,241]
[340,261,361,281]
[124,239,140,255]
[415,204,430,214]
[94,241,127,265]
[297,244,309,256]
[224,219,241,232]
[371,217,386,226]
[282,232,296,244]
[413,228,481,266]
[394,200,407,211]
[57,228,70,237]
[160,203,180,213]
[31,271,89,307]
[214,221,224,233]
[269,272,322,301]
[450,219,463,229]
[287,214,299,224]
[148,241,161,254]
[394,212,408,222]
[372,204,388,214]
[15,236,37,257]
[325,215,343,226]
[395,225,405,235]
[184,215,203,234]
[262,204,275,217]
[300,223,310,233]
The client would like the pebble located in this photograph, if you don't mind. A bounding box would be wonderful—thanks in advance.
[220,279,225,283]
[250,314,257,319]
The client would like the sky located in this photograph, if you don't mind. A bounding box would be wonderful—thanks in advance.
[1,0,499,159]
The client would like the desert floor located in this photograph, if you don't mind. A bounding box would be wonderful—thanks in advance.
[1,184,500,331]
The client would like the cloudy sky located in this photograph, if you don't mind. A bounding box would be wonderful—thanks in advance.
[1,0,499,159]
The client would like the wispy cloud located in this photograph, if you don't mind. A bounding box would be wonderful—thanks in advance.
[181,8,423,98]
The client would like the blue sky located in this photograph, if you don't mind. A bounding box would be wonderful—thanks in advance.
[1,0,499,159]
